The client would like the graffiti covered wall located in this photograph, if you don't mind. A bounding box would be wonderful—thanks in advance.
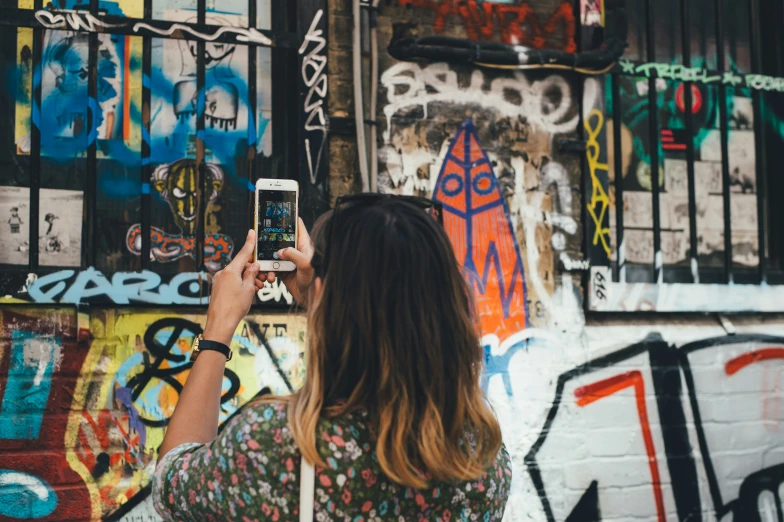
[0,0,783,520]
[0,307,305,520]
[374,0,784,520]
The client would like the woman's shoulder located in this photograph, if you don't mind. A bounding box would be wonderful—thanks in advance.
[239,399,289,425]
[228,400,372,462]
[226,400,293,444]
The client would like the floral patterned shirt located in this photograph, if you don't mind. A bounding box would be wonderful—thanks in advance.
[152,402,511,521]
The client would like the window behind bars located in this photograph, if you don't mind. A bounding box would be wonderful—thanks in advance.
[0,0,305,305]
[587,0,784,312]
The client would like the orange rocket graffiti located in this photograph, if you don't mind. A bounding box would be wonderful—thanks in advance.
[432,120,528,342]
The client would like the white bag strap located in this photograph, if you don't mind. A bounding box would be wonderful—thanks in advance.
[299,457,315,522]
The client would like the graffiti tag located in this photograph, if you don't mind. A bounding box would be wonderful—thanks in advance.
[132,21,272,46]
[35,9,124,32]
[381,62,578,140]
[584,109,612,258]
[397,0,576,50]
[33,9,272,46]
[620,59,784,93]
[24,268,292,305]
[125,318,240,427]
[299,9,328,185]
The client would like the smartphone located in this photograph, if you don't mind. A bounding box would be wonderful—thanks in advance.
[254,178,299,271]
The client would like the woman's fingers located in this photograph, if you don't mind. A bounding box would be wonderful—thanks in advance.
[296,217,313,256]
[252,272,276,290]
[277,247,310,270]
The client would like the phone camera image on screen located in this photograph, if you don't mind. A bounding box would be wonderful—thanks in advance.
[258,190,297,261]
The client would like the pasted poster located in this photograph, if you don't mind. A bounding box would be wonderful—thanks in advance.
[0,186,30,266]
[146,0,272,161]
[581,0,604,27]
[15,29,142,160]
[39,188,83,267]
[14,0,143,158]
[149,1,251,165]
[580,0,604,50]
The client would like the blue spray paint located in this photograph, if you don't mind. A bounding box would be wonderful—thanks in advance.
[0,470,57,519]
[0,331,59,440]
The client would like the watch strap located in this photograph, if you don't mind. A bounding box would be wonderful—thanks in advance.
[192,338,233,361]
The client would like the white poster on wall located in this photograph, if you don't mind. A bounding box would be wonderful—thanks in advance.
[39,188,83,267]
[0,186,30,266]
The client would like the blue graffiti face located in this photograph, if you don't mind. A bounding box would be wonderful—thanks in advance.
[45,33,90,137]
[48,36,88,95]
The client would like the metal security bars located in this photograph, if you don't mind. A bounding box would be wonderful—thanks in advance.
[0,0,321,307]
[588,0,784,313]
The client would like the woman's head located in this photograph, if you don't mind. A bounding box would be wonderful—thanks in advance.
[289,197,502,488]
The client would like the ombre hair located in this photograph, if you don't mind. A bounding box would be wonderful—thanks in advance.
[283,199,502,489]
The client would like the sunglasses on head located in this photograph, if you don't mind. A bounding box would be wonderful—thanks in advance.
[311,193,444,278]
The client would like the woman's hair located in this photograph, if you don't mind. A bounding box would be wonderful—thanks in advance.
[283,199,502,488]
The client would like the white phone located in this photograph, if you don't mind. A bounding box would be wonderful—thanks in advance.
[255,178,299,272]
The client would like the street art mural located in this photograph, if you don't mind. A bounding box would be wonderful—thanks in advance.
[432,120,528,341]
[125,159,235,271]
[379,60,586,336]
[0,309,93,520]
[1,0,783,519]
[0,0,285,302]
[0,307,306,520]
[378,55,588,519]
[525,332,784,522]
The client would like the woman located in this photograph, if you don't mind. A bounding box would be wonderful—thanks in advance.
[153,196,511,521]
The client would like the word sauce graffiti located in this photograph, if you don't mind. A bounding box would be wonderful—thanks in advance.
[381,62,579,141]
[396,0,577,50]
[432,119,528,341]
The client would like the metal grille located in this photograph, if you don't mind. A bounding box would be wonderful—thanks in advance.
[0,0,306,304]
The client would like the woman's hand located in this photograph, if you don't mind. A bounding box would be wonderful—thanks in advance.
[254,217,314,306]
[203,230,260,346]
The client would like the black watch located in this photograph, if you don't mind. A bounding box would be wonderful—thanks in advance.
[190,334,233,361]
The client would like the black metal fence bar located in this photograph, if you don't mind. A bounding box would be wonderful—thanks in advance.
[749,0,768,284]
[85,0,99,269]
[29,0,43,270]
[611,73,625,282]
[196,0,207,271]
[646,0,662,283]
[681,0,699,283]
[140,0,152,269]
[248,0,258,232]
[714,0,733,283]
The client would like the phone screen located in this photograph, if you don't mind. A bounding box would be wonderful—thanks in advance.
[257,189,297,261]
